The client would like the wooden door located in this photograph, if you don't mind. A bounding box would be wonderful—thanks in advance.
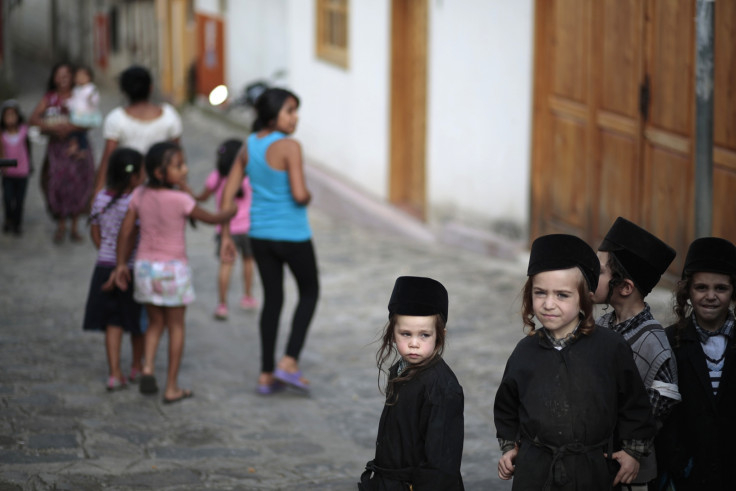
[531,0,736,273]
[592,0,647,243]
[389,0,428,220]
[713,1,736,242]
[531,0,594,237]
[640,1,695,273]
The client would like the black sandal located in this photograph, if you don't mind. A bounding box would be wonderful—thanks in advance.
[139,374,159,395]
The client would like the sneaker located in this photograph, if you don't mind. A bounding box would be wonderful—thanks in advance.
[128,367,142,384]
[106,376,127,392]
[240,296,259,310]
[214,303,228,320]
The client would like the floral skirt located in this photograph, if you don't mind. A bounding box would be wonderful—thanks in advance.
[134,260,195,306]
[41,138,94,218]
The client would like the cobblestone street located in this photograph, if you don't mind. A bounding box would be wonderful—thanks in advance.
[0,59,675,490]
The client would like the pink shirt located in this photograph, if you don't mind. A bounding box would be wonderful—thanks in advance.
[1,125,30,178]
[204,170,252,234]
[129,187,196,262]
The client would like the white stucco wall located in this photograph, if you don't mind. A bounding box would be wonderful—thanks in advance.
[286,0,391,200]
[427,0,533,226]
[207,0,533,232]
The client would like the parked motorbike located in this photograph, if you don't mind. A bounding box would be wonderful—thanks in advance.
[208,69,287,111]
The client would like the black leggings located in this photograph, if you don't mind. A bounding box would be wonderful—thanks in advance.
[251,238,319,373]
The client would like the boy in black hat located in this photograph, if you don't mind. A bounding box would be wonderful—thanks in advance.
[359,276,464,490]
[593,217,680,489]
[657,237,736,490]
[495,234,655,490]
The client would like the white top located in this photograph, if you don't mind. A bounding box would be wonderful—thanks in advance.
[102,103,183,154]
[68,83,100,115]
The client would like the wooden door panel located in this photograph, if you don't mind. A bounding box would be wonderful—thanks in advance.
[714,0,736,152]
[551,0,589,103]
[713,166,736,242]
[597,130,640,231]
[533,0,591,238]
[641,144,693,273]
[712,1,736,244]
[642,0,694,274]
[548,115,588,229]
[593,0,645,241]
[648,0,694,135]
[599,0,643,117]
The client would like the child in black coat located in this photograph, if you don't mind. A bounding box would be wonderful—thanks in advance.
[359,276,464,490]
[657,237,736,490]
[494,234,656,490]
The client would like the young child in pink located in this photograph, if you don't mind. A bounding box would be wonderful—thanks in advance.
[1,100,32,235]
[111,141,236,403]
[187,139,257,320]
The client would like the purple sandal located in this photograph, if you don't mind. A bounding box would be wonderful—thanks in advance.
[256,380,285,395]
[274,368,310,392]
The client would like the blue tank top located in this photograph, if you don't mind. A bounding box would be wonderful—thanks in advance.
[246,131,311,241]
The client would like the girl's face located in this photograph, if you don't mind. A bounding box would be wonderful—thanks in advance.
[689,271,734,331]
[75,69,91,86]
[54,65,73,91]
[394,315,437,365]
[274,96,299,134]
[532,268,582,339]
[593,251,612,304]
[161,151,188,186]
[2,108,19,128]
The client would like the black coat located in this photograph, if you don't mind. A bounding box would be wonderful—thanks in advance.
[494,327,655,491]
[656,321,736,490]
[359,357,464,491]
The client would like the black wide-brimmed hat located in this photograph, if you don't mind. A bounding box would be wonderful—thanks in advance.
[598,217,676,296]
[683,237,736,278]
[527,234,600,292]
[388,276,448,322]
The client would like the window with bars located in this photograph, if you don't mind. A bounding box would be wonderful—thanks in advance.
[316,0,349,68]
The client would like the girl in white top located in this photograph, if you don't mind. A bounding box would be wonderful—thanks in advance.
[93,65,182,194]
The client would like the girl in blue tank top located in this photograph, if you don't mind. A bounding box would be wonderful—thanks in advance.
[219,88,319,395]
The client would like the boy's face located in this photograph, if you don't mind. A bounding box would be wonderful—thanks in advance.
[593,251,612,304]
[689,271,734,331]
[394,315,437,365]
[532,268,582,339]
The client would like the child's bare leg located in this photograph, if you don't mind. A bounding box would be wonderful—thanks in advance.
[143,305,165,375]
[105,325,124,380]
[70,214,82,241]
[163,306,187,399]
[218,262,233,305]
[130,333,144,373]
[243,256,255,297]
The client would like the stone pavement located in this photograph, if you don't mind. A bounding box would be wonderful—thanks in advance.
[0,59,675,491]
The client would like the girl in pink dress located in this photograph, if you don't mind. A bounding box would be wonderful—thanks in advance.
[111,142,236,403]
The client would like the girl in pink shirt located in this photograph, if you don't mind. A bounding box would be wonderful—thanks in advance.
[186,139,257,320]
[1,100,32,235]
[112,141,236,403]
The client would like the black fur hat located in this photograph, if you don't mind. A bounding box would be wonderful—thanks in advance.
[527,234,600,292]
[388,276,448,322]
[682,237,736,278]
[598,217,676,297]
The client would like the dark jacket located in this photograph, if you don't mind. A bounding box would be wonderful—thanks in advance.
[656,320,736,490]
[494,327,655,491]
[359,357,464,491]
